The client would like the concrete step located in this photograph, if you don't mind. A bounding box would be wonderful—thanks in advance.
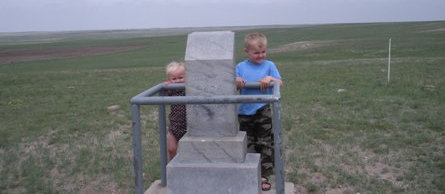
[145,179,295,194]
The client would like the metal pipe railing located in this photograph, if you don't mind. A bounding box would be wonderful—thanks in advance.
[131,104,144,194]
[130,81,284,194]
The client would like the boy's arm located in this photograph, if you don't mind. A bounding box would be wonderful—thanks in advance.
[259,76,283,90]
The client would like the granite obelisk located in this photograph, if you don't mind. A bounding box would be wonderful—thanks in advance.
[166,31,261,194]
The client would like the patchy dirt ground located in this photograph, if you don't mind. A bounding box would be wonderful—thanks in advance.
[418,28,445,33]
[268,41,333,54]
[0,45,143,65]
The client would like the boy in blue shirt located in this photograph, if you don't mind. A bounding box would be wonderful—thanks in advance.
[236,32,282,191]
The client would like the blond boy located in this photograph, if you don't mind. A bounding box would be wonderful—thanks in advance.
[235,32,282,191]
[164,61,186,160]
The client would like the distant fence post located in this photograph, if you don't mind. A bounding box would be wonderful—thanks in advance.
[387,38,391,84]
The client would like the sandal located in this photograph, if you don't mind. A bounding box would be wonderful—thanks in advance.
[261,177,271,191]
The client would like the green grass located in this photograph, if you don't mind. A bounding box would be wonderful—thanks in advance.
[1,21,444,193]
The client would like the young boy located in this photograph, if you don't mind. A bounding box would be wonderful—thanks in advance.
[235,32,282,191]
[164,61,186,161]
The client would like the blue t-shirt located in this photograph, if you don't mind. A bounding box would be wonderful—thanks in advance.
[236,60,281,115]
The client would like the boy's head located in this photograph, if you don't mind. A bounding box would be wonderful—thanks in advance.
[166,61,185,83]
[244,32,268,64]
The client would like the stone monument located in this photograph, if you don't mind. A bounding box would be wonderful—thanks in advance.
[166,31,261,193]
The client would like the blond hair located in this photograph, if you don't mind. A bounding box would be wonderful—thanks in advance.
[244,32,268,49]
[166,61,185,76]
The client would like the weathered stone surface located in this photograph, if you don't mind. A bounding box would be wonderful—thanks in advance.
[167,153,260,194]
[185,31,235,61]
[177,131,247,163]
[185,31,237,137]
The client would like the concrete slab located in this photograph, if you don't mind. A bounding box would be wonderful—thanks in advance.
[167,153,260,194]
[145,180,295,194]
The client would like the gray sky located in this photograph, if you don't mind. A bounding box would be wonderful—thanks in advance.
[1,0,444,32]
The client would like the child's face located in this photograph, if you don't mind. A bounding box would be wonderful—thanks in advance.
[167,67,185,83]
[244,43,267,64]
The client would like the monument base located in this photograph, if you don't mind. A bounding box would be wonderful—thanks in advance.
[145,179,296,194]
[167,153,261,194]
[176,131,247,163]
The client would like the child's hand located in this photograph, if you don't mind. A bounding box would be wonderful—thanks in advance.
[259,76,273,90]
[236,77,246,90]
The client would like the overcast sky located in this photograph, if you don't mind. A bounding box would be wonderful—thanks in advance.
[1,0,444,32]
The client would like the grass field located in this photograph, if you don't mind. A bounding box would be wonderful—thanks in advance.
[1,21,444,193]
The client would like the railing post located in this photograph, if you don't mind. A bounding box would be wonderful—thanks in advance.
[159,90,168,186]
[131,104,144,194]
[272,82,285,194]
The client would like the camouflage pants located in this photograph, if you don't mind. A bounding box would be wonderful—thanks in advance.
[238,104,274,178]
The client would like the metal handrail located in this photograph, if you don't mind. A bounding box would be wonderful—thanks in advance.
[130,81,284,194]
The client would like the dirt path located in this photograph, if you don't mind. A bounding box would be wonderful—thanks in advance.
[0,45,143,64]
